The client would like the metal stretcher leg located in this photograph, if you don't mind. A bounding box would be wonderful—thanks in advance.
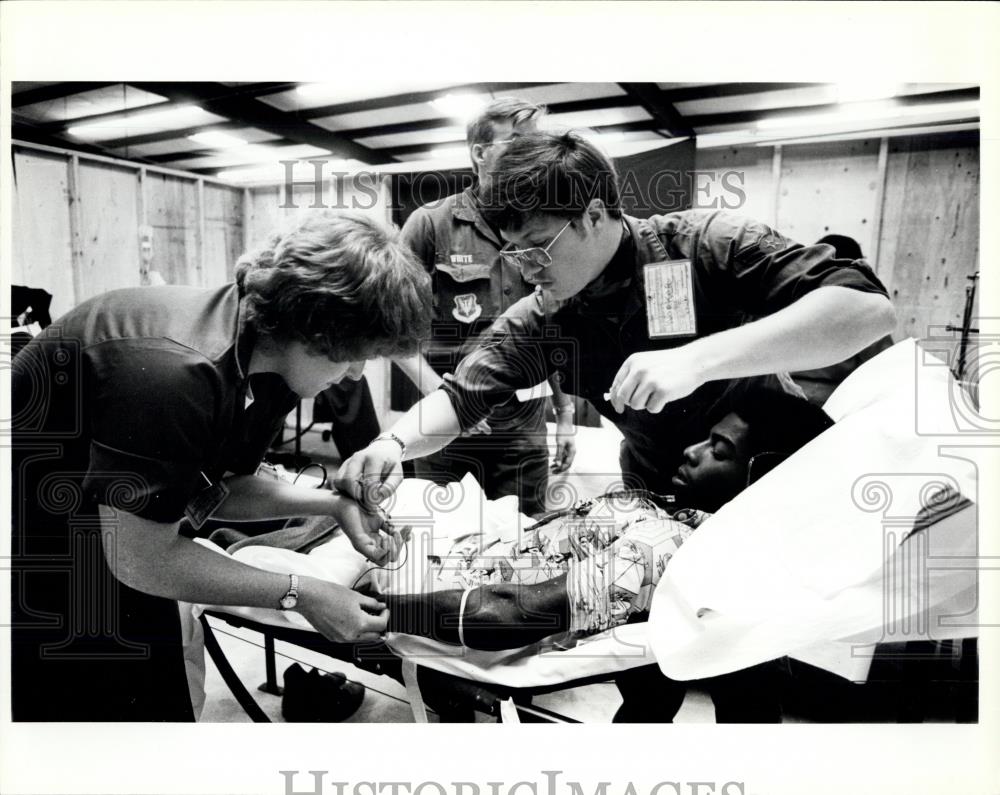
[259,634,283,695]
[199,613,271,723]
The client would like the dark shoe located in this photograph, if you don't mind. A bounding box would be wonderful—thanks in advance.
[281,663,365,722]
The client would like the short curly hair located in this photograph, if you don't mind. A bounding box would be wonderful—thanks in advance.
[728,386,834,459]
[466,96,546,149]
[235,210,432,360]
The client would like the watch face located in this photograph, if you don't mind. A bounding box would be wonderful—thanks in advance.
[280,595,297,610]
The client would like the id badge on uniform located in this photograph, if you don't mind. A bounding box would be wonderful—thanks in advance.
[184,472,229,530]
[643,259,697,339]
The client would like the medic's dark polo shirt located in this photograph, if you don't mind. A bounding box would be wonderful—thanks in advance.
[442,210,890,487]
[12,283,297,523]
[10,283,297,721]
[401,187,546,433]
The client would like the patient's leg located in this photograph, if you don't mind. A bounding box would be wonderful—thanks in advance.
[384,574,570,651]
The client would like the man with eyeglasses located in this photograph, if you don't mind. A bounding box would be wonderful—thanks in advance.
[338,130,895,721]
[393,97,576,518]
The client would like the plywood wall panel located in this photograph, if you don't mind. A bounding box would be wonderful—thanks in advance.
[203,183,245,286]
[246,174,392,245]
[878,136,979,344]
[76,161,141,301]
[695,146,775,225]
[145,173,200,286]
[775,139,882,252]
[246,186,284,249]
[11,149,75,318]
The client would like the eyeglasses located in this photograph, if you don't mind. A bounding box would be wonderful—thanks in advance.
[499,221,572,269]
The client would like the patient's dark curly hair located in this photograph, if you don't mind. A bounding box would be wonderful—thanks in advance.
[234,210,432,360]
[723,385,835,483]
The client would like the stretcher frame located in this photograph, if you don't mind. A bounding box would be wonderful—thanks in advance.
[199,609,625,723]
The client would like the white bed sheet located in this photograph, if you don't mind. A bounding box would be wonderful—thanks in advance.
[648,338,981,682]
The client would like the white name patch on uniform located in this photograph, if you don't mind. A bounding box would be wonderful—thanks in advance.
[644,259,697,338]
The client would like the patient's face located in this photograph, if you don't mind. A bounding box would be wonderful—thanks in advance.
[672,413,751,512]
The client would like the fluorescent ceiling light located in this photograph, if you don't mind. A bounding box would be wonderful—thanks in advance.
[756,99,979,131]
[224,144,303,164]
[67,105,210,138]
[430,93,486,121]
[428,145,469,160]
[295,83,328,98]
[188,131,248,148]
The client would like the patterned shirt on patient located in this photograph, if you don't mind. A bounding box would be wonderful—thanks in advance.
[401,491,709,637]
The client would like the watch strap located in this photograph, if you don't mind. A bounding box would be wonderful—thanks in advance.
[373,431,406,457]
[279,573,299,610]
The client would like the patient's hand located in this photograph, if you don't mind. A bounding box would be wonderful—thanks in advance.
[296,578,388,643]
[332,495,407,564]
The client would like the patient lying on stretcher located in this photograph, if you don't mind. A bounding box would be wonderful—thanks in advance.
[378,387,833,651]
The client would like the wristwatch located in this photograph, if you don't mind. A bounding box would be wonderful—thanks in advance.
[373,431,406,457]
[279,573,299,610]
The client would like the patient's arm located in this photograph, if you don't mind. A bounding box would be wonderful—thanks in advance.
[384,574,570,651]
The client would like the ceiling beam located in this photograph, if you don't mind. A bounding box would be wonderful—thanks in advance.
[214,82,300,100]
[29,86,622,153]
[589,120,664,135]
[332,95,640,141]
[346,117,463,139]
[28,100,176,135]
[295,82,559,120]
[617,83,693,137]
[12,82,122,107]
[140,140,285,165]
[129,82,394,164]
[94,121,251,151]
[545,94,632,115]
[184,158,345,176]
[658,82,827,104]
[28,82,299,134]
[150,146,338,171]
[377,119,667,159]
[297,83,827,120]
[686,87,980,130]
